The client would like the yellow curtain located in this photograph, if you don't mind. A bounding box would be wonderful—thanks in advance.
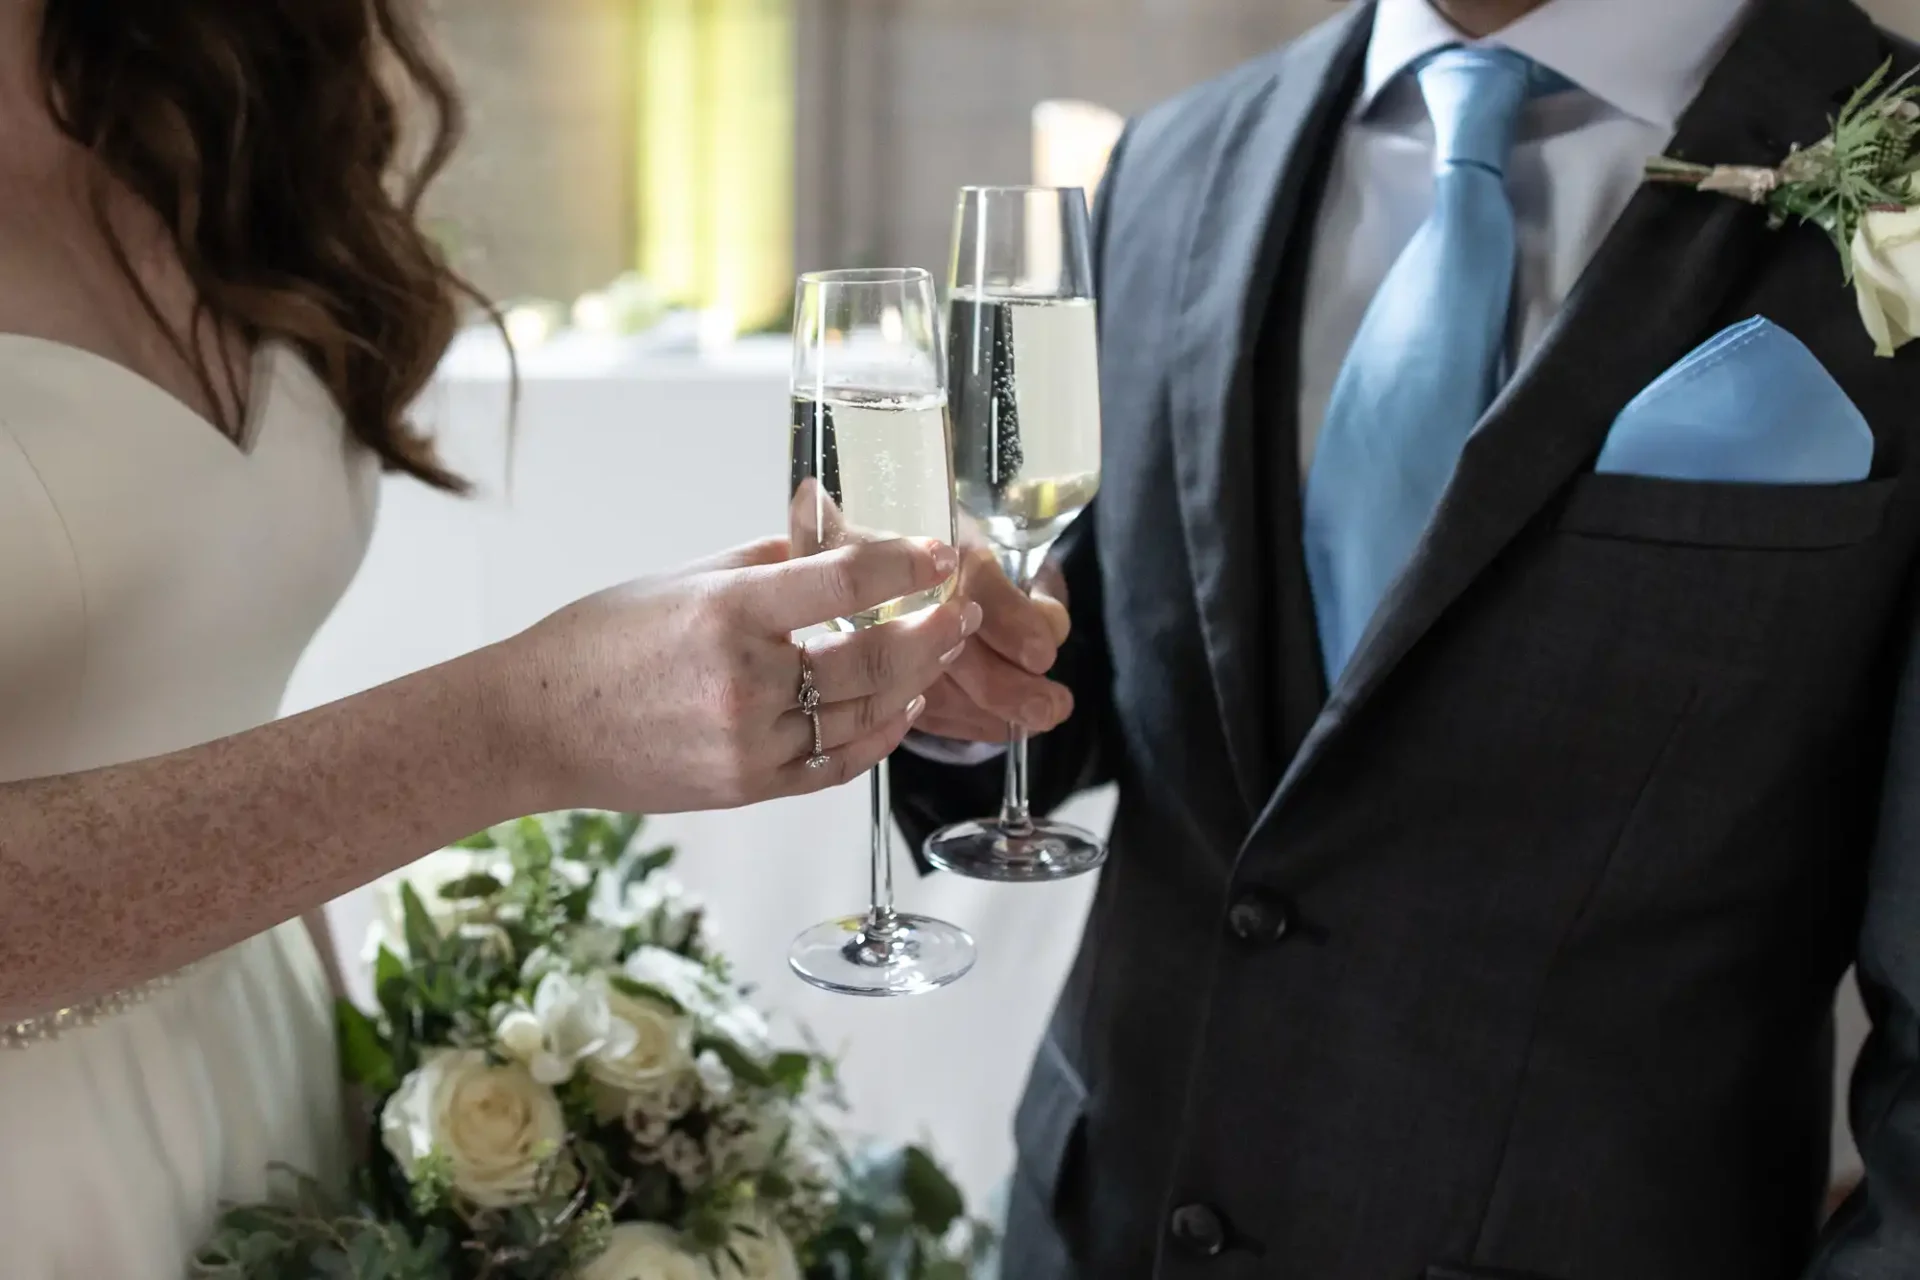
[635,0,794,336]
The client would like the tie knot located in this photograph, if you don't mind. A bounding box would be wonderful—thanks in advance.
[1417,46,1535,176]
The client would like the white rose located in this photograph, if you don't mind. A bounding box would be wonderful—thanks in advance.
[380,1049,566,1209]
[577,1222,706,1280]
[495,972,637,1086]
[711,1207,802,1280]
[1853,203,1920,356]
[587,983,695,1097]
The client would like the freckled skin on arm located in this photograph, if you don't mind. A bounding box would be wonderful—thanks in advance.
[0,535,969,1027]
[0,648,526,1026]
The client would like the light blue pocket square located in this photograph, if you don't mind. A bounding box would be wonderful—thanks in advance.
[1594,317,1874,484]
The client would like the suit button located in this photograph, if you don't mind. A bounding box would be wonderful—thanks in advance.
[1169,1202,1227,1256]
[1227,892,1290,945]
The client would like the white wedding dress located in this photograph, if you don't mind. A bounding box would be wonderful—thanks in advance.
[0,337,374,1278]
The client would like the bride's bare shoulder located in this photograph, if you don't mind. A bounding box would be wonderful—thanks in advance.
[0,179,230,414]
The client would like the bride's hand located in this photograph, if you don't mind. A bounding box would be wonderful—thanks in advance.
[490,536,976,814]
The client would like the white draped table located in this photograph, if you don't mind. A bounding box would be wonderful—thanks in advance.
[285,330,1110,1208]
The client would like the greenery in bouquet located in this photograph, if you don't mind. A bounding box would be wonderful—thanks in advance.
[194,812,992,1280]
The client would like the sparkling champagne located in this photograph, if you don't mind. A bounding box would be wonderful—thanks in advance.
[789,390,957,629]
[948,292,1101,552]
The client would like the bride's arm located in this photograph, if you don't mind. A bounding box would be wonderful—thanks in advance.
[0,537,969,1026]
[0,647,525,1025]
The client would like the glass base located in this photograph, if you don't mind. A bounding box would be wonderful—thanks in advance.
[788,911,976,997]
[923,818,1107,883]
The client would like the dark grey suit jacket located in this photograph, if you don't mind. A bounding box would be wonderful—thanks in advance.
[894,1,1920,1277]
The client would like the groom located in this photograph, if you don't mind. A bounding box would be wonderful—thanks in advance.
[893,0,1920,1277]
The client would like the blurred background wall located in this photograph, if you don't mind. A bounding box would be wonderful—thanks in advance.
[421,0,1335,314]
[351,0,1920,1205]
[428,0,1920,302]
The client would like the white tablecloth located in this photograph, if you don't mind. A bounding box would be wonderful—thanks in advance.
[285,331,1108,1208]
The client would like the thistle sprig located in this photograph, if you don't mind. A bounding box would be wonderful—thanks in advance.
[1645,58,1920,276]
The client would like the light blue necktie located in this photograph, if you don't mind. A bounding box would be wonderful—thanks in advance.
[1303,46,1540,682]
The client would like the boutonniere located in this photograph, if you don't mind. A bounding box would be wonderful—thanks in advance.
[1644,59,1920,358]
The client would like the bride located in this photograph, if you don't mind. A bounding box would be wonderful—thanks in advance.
[0,3,976,1276]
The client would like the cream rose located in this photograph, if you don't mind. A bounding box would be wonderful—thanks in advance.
[577,1222,706,1280]
[380,1049,566,1209]
[586,983,695,1097]
[711,1207,802,1280]
[1852,203,1920,356]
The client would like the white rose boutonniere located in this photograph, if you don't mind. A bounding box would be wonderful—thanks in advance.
[1853,200,1920,356]
[379,1049,567,1209]
[1646,60,1920,356]
[577,1222,706,1280]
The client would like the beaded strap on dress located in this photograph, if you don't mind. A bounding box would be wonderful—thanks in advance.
[1,965,199,1049]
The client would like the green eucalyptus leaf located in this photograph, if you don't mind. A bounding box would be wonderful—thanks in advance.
[557,811,598,859]
[346,1230,389,1280]
[374,945,408,999]
[607,974,687,1015]
[625,844,677,888]
[611,811,646,851]
[436,872,505,902]
[900,1145,965,1236]
[397,883,441,964]
[452,828,498,850]
[336,1000,398,1093]
[507,815,555,866]
[768,1051,812,1097]
[695,1034,772,1089]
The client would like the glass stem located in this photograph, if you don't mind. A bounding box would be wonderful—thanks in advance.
[868,757,896,926]
[997,543,1053,837]
[1001,728,1035,833]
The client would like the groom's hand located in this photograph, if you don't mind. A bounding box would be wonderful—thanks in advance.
[916,545,1075,743]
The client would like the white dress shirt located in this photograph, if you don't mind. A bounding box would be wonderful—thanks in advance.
[1300,0,1751,468]
[912,0,1754,766]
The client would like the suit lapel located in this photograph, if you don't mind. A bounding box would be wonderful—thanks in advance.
[1169,3,1371,822]
[1251,0,1891,837]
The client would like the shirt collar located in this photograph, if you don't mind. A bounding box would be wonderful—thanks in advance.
[1360,0,1754,134]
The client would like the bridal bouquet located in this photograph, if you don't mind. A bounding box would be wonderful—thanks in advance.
[194,812,991,1280]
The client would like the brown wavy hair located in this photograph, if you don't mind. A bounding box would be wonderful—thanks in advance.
[38,0,486,492]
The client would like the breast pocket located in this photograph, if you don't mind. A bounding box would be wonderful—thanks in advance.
[1556,473,1897,550]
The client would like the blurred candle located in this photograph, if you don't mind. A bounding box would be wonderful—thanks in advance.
[1032,99,1125,200]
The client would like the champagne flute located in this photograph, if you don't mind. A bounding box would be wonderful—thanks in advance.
[786,267,977,996]
[923,186,1106,883]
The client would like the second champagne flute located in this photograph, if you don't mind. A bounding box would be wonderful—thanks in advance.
[786,267,977,996]
[923,185,1107,883]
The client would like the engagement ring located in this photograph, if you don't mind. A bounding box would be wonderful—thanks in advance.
[796,643,828,770]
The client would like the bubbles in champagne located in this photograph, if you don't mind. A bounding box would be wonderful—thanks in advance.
[948,293,1101,552]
